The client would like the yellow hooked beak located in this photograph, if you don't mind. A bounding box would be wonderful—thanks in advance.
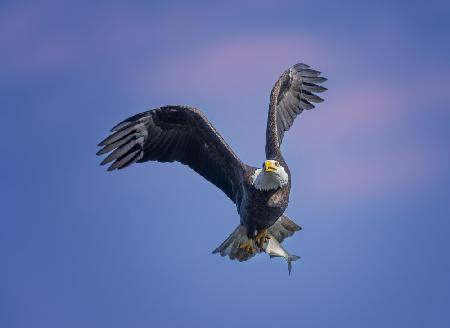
[264,160,278,172]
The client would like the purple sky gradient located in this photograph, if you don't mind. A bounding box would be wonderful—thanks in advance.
[1,1,450,328]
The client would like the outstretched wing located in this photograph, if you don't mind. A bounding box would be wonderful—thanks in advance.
[266,63,327,159]
[97,105,246,202]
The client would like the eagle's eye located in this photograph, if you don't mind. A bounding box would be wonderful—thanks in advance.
[275,162,279,167]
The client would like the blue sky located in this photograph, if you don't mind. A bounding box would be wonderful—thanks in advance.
[1,1,450,327]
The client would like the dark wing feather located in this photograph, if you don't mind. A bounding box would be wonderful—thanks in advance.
[97,106,246,202]
[266,63,327,159]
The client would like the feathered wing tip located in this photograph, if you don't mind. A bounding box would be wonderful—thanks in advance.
[212,225,259,262]
[292,63,327,111]
[96,112,149,171]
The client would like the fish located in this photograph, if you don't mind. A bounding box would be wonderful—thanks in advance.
[262,233,300,275]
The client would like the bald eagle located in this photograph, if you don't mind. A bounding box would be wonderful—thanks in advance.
[97,63,327,263]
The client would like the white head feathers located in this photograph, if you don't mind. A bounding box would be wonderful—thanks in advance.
[251,160,289,191]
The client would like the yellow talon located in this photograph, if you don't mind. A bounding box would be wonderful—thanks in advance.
[239,239,256,254]
[255,228,271,248]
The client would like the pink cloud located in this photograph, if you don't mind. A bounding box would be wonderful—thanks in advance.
[285,77,448,200]
[0,2,74,76]
[287,85,446,201]
[147,33,329,98]
[0,2,164,78]
[301,143,444,201]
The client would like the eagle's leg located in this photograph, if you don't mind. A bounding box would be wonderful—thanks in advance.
[255,228,271,248]
[239,239,256,254]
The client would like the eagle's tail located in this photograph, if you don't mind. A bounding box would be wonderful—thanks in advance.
[212,225,258,262]
[212,215,301,263]
[267,215,302,243]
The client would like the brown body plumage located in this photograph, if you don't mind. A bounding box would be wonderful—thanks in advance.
[238,159,291,238]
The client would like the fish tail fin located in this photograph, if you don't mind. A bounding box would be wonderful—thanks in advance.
[287,254,301,275]
[212,225,258,262]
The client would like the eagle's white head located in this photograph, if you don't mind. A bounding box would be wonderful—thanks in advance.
[251,160,289,191]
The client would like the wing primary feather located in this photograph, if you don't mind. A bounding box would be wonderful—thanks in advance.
[100,139,139,165]
[110,112,148,132]
[303,76,327,83]
[117,151,143,170]
[302,90,324,103]
[293,63,310,70]
[300,99,315,110]
[98,122,145,146]
[284,104,297,122]
[107,148,140,171]
[110,121,133,133]
[278,111,289,131]
[96,134,135,156]
[299,69,321,77]
[303,82,327,93]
